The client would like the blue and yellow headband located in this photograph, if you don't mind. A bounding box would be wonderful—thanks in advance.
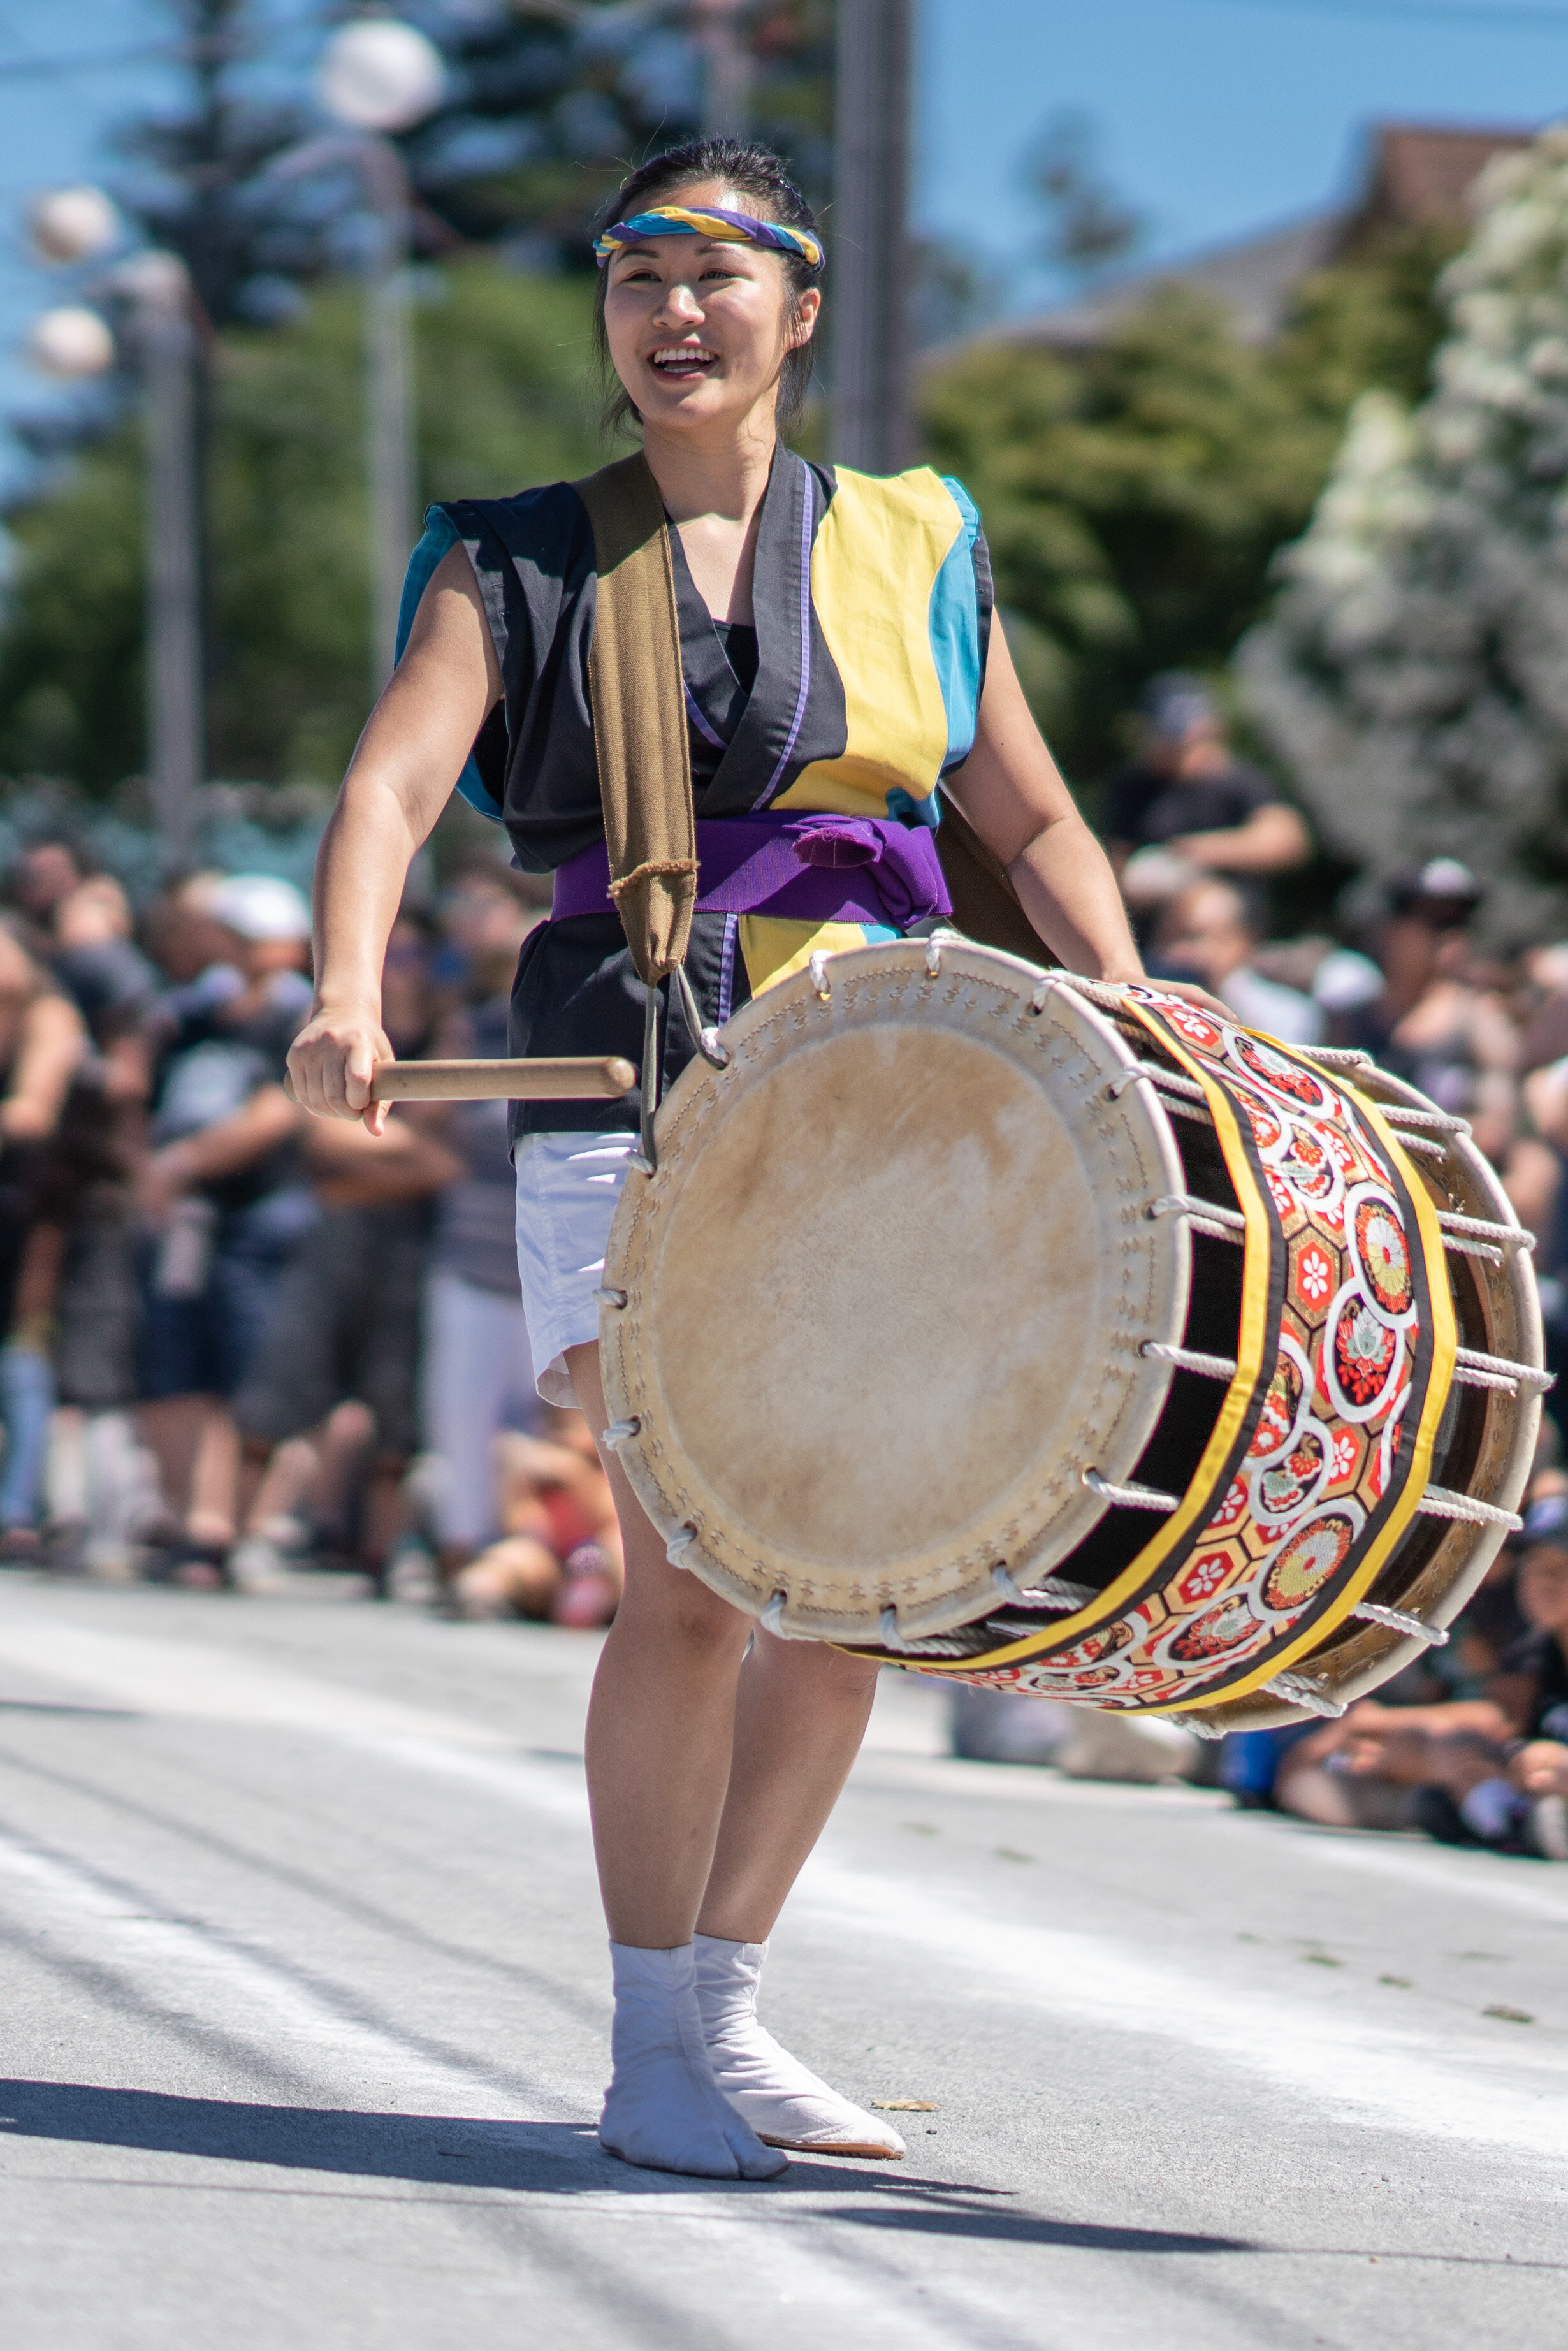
[594,203,824,274]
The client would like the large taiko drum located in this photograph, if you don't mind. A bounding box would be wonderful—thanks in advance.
[597,940,1547,1729]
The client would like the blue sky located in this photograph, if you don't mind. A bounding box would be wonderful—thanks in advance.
[0,0,1564,484]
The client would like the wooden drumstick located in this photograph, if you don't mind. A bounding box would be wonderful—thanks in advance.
[284,1056,637,1105]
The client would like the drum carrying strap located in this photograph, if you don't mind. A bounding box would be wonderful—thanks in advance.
[572,451,722,1163]
[571,451,698,987]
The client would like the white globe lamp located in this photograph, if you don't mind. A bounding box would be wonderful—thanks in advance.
[27,184,120,266]
[317,19,446,133]
[26,305,116,379]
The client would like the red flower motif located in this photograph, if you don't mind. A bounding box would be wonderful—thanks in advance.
[1297,1245,1333,1304]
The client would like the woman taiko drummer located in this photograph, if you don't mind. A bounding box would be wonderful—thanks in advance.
[290,138,1155,2178]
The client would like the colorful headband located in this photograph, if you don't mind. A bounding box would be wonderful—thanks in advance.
[594,203,824,273]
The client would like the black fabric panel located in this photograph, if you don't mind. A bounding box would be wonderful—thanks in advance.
[509,906,744,1144]
[442,484,602,875]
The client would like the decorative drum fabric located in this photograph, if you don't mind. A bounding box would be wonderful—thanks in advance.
[393,445,992,1138]
[917,992,1458,1714]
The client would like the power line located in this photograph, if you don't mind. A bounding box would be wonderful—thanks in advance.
[1185,0,1568,30]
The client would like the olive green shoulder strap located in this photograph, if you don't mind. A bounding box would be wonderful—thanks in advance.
[570,451,697,985]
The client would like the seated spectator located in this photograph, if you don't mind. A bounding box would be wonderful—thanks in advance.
[1152,880,1324,1046]
[453,1411,623,1629]
[1342,861,1520,1165]
[1103,674,1310,922]
[1275,1516,1568,1860]
[134,873,316,1583]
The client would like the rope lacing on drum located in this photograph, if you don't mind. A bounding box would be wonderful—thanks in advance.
[1298,1045,1374,1071]
[1438,1210,1534,1251]
[1147,1194,1246,1246]
[601,1418,641,1448]
[1049,972,1129,1014]
[1450,1346,1555,1396]
[1182,1717,1225,1742]
[1417,1484,1523,1532]
[1083,1467,1180,1513]
[1103,1062,1214,1126]
[1141,1341,1239,1381]
[989,1566,1098,1613]
[1380,1104,1472,1136]
[1352,1601,1449,1648]
[1264,1673,1347,1720]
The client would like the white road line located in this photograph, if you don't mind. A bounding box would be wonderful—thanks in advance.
[795,1857,1568,2165]
[7,1617,1565,2170]
[0,1824,994,2351]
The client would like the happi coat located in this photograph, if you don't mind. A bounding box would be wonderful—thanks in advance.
[397,442,994,1136]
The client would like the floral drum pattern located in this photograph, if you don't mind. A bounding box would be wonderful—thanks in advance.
[931,994,1453,1714]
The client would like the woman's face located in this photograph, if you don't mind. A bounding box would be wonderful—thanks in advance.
[602,178,819,440]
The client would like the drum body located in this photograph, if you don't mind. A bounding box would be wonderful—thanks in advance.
[599,942,1543,1726]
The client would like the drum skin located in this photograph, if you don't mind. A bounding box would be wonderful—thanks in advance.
[599,942,1190,1642]
[599,944,1545,1722]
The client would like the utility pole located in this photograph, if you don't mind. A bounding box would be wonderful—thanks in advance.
[697,0,753,138]
[361,142,419,694]
[831,0,912,474]
[133,256,204,866]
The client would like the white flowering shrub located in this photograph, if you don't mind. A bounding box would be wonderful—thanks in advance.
[1238,127,1568,939]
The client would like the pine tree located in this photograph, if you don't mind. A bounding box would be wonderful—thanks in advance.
[1238,126,1568,943]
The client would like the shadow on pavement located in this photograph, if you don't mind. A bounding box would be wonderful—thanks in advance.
[0,2083,1257,2252]
[824,2202,1254,2253]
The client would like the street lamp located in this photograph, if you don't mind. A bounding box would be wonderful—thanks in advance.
[316,18,446,695]
[24,191,203,865]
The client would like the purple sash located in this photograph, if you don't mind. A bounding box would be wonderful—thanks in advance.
[551,812,952,932]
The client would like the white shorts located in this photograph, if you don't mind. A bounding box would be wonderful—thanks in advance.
[513,1130,635,1407]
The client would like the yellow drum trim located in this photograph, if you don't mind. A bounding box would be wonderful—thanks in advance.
[777,466,962,820]
[1158,1080,1458,1714]
[885,1003,1277,1674]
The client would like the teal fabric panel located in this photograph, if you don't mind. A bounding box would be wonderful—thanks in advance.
[395,507,504,822]
[927,476,984,775]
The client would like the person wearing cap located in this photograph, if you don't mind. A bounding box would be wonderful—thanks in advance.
[1343,859,1520,1167]
[133,873,319,1583]
[1102,673,1310,916]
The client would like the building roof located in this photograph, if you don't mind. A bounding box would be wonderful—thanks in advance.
[998,119,1539,353]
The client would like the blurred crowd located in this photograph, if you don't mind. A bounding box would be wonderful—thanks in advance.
[0,834,621,1631]
[0,666,1564,1860]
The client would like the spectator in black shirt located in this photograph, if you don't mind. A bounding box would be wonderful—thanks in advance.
[1103,674,1310,917]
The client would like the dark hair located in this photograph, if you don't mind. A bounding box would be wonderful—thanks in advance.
[590,138,822,442]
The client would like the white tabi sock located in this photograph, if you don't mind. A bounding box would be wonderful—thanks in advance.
[599,1941,787,2180]
[693,1933,906,2158]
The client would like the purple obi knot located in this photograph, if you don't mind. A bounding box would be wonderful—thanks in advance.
[550,811,952,933]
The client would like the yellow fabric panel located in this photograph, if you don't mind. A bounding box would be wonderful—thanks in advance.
[774,467,963,820]
[739,917,882,998]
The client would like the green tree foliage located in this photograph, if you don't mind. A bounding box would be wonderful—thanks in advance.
[0,261,601,793]
[918,224,1457,792]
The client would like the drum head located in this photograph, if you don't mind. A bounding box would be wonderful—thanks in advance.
[600,943,1191,1640]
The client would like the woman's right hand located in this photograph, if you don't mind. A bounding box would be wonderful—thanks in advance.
[287,1003,394,1135]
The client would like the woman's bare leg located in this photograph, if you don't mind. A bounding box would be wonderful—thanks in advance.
[568,1342,880,1946]
[699,1631,879,1941]
[569,1343,753,1947]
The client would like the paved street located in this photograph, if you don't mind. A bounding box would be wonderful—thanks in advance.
[0,1576,1562,2350]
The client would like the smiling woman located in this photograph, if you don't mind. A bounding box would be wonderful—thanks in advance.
[287,132,1169,2191]
[590,145,825,444]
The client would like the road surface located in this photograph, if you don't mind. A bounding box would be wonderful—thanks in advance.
[0,1576,1562,2348]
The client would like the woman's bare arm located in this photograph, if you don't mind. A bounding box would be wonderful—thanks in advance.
[943,625,1143,984]
[1,991,86,1140]
[287,545,501,1132]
